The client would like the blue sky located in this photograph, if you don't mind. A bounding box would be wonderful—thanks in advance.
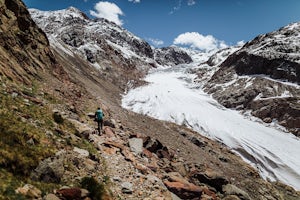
[23,0,300,50]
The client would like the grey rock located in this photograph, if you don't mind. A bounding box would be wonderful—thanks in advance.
[73,147,89,157]
[121,182,133,194]
[30,153,65,183]
[129,138,143,154]
[222,184,251,200]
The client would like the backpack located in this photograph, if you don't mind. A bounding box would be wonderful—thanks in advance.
[95,109,103,121]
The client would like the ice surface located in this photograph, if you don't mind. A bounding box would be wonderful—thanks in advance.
[122,65,300,191]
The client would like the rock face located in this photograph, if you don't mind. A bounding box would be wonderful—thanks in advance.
[154,46,193,66]
[198,22,300,135]
[220,22,300,84]
[0,0,65,84]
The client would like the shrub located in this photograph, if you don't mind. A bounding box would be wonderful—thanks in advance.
[53,112,64,124]
[80,177,104,200]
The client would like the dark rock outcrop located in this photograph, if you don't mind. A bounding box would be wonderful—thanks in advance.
[155,46,193,66]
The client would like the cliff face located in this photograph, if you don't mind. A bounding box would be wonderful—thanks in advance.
[0,0,65,84]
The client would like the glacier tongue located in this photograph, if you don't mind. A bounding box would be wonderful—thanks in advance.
[122,65,300,191]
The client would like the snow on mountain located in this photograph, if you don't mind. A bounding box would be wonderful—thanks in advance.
[122,65,300,191]
[191,23,300,135]
[29,7,193,79]
[30,7,153,65]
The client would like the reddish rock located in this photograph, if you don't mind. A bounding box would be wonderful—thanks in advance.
[164,181,202,199]
[142,148,153,158]
[103,127,115,137]
[57,188,82,200]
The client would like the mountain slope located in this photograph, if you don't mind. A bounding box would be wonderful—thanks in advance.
[197,23,300,135]
[29,7,193,89]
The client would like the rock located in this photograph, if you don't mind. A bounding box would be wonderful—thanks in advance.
[154,46,193,66]
[57,188,82,200]
[80,189,90,198]
[103,126,115,137]
[189,169,229,192]
[157,146,175,161]
[143,137,163,153]
[171,162,188,177]
[103,119,116,128]
[121,182,133,194]
[171,192,182,200]
[31,155,65,183]
[15,184,42,199]
[129,138,143,154]
[44,193,61,200]
[163,180,202,199]
[222,184,251,200]
[222,195,241,200]
[73,147,89,157]
[189,136,207,148]
[87,112,95,119]
[26,138,35,145]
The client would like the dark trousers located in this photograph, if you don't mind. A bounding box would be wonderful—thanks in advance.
[97,119,103,133]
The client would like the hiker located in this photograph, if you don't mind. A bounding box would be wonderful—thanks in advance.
[95,107,104,134]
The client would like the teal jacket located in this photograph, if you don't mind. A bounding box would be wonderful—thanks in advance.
[95,109,103,121]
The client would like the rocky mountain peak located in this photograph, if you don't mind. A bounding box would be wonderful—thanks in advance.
[220,22,300,83]
[154,45,193,66]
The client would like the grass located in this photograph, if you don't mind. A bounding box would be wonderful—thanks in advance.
[0,79,111,199]
[0,95,55,176]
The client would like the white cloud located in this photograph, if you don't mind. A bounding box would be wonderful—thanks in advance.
[237,40,245,46]
[128,0,140,3]
[147,38,164,47]
[173,32,227,51]
[84,0,88,2]
[90,1,124,26]
[187,0,196,6]
[169,0,182,14]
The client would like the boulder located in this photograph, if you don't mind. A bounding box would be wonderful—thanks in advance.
[143,137,163,153]
[57,188,82,200]
[189,169,229,192]
[163,180,202,199]
[129,138,143,154]
[222,184,251,200]
[30,155,65,183]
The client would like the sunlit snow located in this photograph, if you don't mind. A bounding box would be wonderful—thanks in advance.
[122,65,300,191]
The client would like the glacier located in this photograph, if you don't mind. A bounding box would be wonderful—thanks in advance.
[122,64,300,191]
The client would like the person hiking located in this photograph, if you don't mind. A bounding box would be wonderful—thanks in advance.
[95,107,104,134]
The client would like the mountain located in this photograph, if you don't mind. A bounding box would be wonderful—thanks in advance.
[1,1,300,199]
[195,23,300,135]
[29,7,193,89]
[0,0,66,84]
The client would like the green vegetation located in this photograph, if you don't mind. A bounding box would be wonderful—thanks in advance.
[0,91,55,176]
[80,177,105,200]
